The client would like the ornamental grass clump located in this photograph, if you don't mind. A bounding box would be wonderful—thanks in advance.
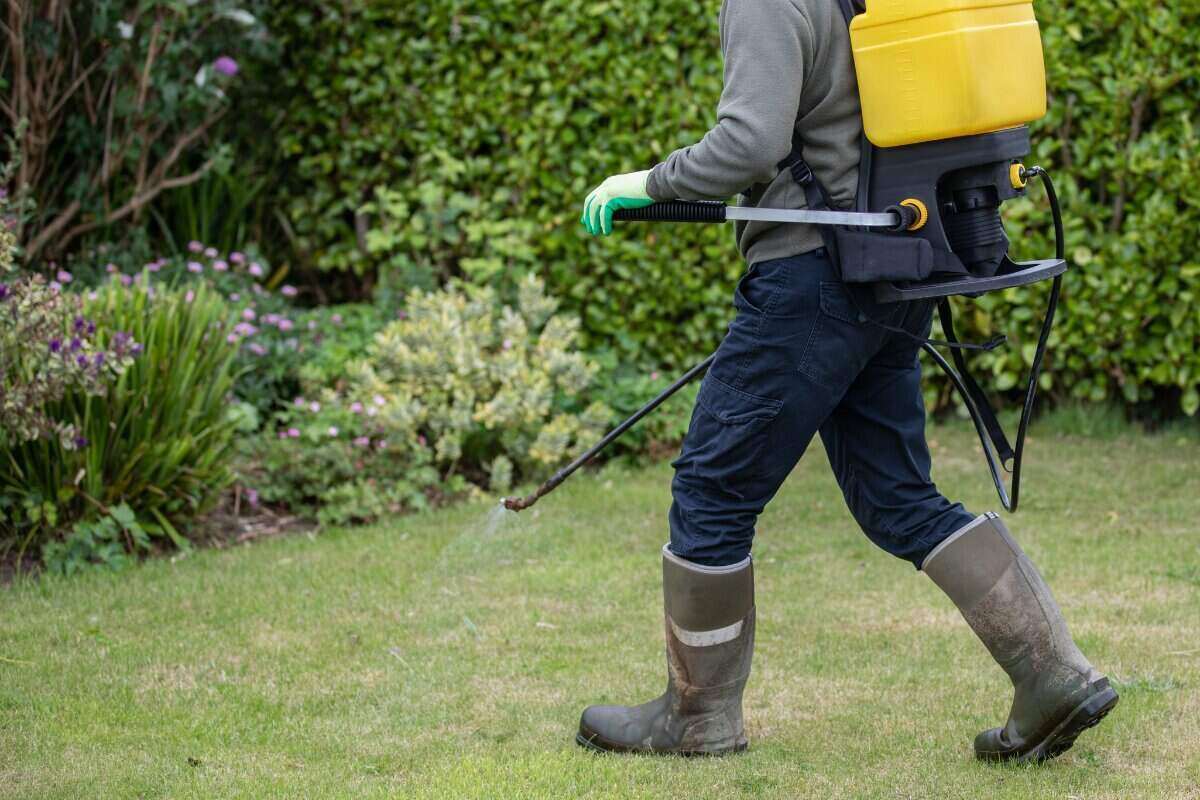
[249,276,611,525]
[1,279,241,565]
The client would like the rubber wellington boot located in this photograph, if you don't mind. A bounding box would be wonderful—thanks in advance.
[923,514,1119,762]
[576,545,754,756]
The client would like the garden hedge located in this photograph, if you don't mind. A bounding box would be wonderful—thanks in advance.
[267,0,1200,415]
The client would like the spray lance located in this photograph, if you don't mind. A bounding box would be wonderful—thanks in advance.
[507,0,1069,514]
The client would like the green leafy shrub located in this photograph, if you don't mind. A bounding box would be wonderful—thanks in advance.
[244,276,611,523]
[0,280,240,562]
[268,0,1200,416]
[1,1,275,264]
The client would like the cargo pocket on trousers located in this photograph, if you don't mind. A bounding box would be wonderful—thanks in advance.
[674,376,784,500]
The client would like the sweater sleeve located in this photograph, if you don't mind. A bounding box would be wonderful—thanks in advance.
[645,0,814,202]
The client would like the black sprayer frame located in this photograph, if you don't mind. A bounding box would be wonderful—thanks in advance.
[504,169,1066,514]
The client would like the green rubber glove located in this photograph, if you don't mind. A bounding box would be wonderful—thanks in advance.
[581,170,653,236]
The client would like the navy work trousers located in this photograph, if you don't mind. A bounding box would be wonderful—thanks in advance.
[668,249,976,568]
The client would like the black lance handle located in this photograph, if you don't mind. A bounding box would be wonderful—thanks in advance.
[613,201,728,224]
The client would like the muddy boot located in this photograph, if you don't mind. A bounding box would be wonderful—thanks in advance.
[577,545,754,756]
[923,513,1119,763]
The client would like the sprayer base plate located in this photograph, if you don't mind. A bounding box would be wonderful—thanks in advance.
[874,258,1066,302]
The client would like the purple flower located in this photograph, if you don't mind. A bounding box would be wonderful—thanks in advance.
[287,427,301,439]
[230,252,246,265]
[278,431,289,440]
[70,337,83,353]
[0,284,9,302]
[294,396,305,407]
[204,247,218,259]
[242,308,256,321]
[248,343,267,356]
[188,241,204,253]
[213,260,229,272]
[331,314,343,326]
[263,314,280,325]
[373,395,386,407]
[49,339,62,353]
[309,401,321,413]
[86,321,96,335]
[350,402,363,414]
[226,333,239,344]
[502,338,513,351]
[131,343,144,356]
[73,436,89,449]
[185,290,195,303]
[278,319,294,332]
[77,355,90,368]
[234,322,257,337]
[280,285,298,298]
[94,352,105,367]
[327,426,340,438]
[213,56,240,77]
[106,263,118,274]
[354,436,371,448]
[56,269,73,284]
[376,440,388,450]
[120,274,133,287]
[246,488,259,507]
[229,293,240,302]
[249,263,264,278]
[49,281,62,292]
[187,261,204,274]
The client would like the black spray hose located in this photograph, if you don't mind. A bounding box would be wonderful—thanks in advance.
[922,165,1064,512]
[502,354,715,512]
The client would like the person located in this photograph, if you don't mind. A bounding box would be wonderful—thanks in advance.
[575,0,1118,762]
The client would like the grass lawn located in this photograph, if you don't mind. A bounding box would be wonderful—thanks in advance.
[2,422,1198,799]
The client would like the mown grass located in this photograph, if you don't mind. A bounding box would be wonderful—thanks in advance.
[1,421,1198,799]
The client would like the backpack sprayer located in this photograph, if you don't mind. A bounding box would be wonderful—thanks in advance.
[505,0,1065,514]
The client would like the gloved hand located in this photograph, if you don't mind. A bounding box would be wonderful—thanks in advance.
[581,169,653,236]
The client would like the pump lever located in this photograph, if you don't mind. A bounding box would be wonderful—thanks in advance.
[614,201,903,230]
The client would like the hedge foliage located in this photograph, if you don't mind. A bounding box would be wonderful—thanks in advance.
[268,0,1200,414]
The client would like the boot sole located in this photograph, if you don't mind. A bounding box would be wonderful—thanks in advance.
[978,678,1120,764]
[575,724,748,757]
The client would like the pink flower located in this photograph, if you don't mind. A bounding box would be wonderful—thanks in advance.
[213,260,229,272]
[331,314,343,325]
[353,436,370,448]
[234,322,257,337]
[502,338,513,350]
[309,401,321,413]
[185,290,195,303]
[226,333,238,344]
[248,263,264,278]
[213,56,239,77]
[242,308,256,321]
[307,320,318,331]
[287,427,301,438]
[417,435,427,447]
[230,252,246,265]
[146,261,161,273]
[278,431,288,440]
[229,293,241,302]
[248,343,267,356]
[120,275,133,287]
[188,241,204,253]
[376,440,388,450]
[294,397,305,407]
[327,426,339,437]
[105,263,118,274]
[56,270,73,283]
[650,371,660,381]
[350,402,363,414]
[187,261,204,273]
[204,247,218,259]
[280,285,298,298]
[246,488,259,507]
[373,394,386,407]
[278,319,294,332]
[49,281,62,292]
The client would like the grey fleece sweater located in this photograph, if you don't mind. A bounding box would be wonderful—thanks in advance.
[646,0,862,266]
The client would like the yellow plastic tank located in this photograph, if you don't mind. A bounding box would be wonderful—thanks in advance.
[849,0,1048,148]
